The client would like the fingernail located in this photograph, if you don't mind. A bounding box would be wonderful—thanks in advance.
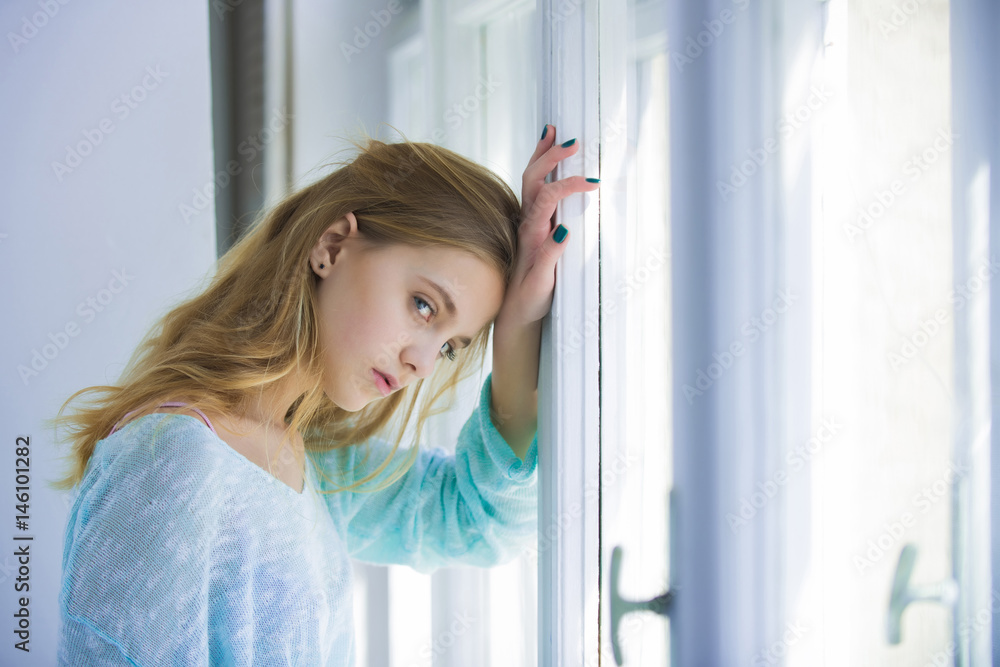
[586,177,601,183]
[553,224,568,243]
[540,125,548,140]
[561,138,576,148]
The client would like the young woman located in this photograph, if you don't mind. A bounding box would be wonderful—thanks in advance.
[54,125,599,665]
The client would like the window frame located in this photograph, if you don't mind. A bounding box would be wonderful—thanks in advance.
[950,0,999,663]
[538,0,603,663]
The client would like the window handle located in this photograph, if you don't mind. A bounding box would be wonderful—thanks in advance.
[609,544,674,665]
[886,543,958,644]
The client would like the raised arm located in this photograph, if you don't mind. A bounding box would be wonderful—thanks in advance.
[311,371,538,575]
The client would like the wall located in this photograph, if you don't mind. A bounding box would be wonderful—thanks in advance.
[290,0,403,186]
[0,1,215,663]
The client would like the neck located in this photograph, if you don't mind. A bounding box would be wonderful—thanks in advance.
[239,369,311,430]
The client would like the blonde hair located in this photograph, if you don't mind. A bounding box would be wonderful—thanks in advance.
[50,134,522,494]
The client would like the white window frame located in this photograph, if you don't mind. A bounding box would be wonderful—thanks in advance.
[537,0,603,662]
[951,0,998,663]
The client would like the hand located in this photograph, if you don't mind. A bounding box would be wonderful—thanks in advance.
[494,124,601,328]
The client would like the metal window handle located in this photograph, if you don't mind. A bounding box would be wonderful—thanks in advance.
[610,545,674,666]
[887,543,958,644]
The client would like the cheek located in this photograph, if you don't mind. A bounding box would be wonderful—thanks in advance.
[364,306,413,367]
[317,279,370,347]
[320,315,379,400]
[323,294,408,369]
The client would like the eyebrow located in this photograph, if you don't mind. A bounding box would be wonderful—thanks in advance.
[419,276,473,349]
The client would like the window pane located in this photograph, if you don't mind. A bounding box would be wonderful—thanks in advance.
[601,0,672,663]
[793,0,954,663]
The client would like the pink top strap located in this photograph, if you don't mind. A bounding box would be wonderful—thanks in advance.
[109,402,217,437]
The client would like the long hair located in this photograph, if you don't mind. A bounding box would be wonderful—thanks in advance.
[50,133,522,494]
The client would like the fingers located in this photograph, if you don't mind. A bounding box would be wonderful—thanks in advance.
[522,175,601,232]
[533,222,570,283]
[522,128,600,213]
[512,175,598,274]
[524,132,584,184]
[527,124,556,165]
[521,125,561,209]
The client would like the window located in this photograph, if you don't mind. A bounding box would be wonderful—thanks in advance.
[276,0,998,664]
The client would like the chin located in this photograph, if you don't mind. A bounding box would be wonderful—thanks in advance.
[335,382,387,412]
[321,385,365,412]
[329,399,368,413]
[339,395,372,413]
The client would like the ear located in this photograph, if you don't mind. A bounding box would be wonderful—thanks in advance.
[309,212,359,277]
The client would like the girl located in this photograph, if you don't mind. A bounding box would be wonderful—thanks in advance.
[55,126,599,665]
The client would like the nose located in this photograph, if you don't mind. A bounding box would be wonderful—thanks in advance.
[399,337,441,380]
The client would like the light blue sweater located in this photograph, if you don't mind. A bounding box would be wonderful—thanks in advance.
[58,372,538,666]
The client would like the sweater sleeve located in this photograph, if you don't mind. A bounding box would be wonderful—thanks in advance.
[59,614,146,666]
[310,372,539,574]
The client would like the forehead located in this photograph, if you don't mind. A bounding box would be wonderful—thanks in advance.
[382,244,499,286]
[377,243,505,316]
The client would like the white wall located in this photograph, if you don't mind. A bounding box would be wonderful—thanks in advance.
[290,0,400,186]
[0,1,216,663]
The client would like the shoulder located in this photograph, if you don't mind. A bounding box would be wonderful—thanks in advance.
[99,411,222,468]
[82,413,239,521]
[61,414,234,665]
[108,402,214,446]
[64,414,243,596]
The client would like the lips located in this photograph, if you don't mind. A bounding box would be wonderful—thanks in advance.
[373,368,398,392]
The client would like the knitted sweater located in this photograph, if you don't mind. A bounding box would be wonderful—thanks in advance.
[58,372,538,665]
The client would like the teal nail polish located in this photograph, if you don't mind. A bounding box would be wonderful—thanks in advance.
[586,177,601,183]
[561,138,576,148]
[553,224,568,243]
[540,125,548,140]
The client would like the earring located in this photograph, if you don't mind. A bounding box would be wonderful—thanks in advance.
[319,263,325,269]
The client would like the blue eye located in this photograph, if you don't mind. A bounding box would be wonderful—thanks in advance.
[413,296,458,362]
[414,296,434,318]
